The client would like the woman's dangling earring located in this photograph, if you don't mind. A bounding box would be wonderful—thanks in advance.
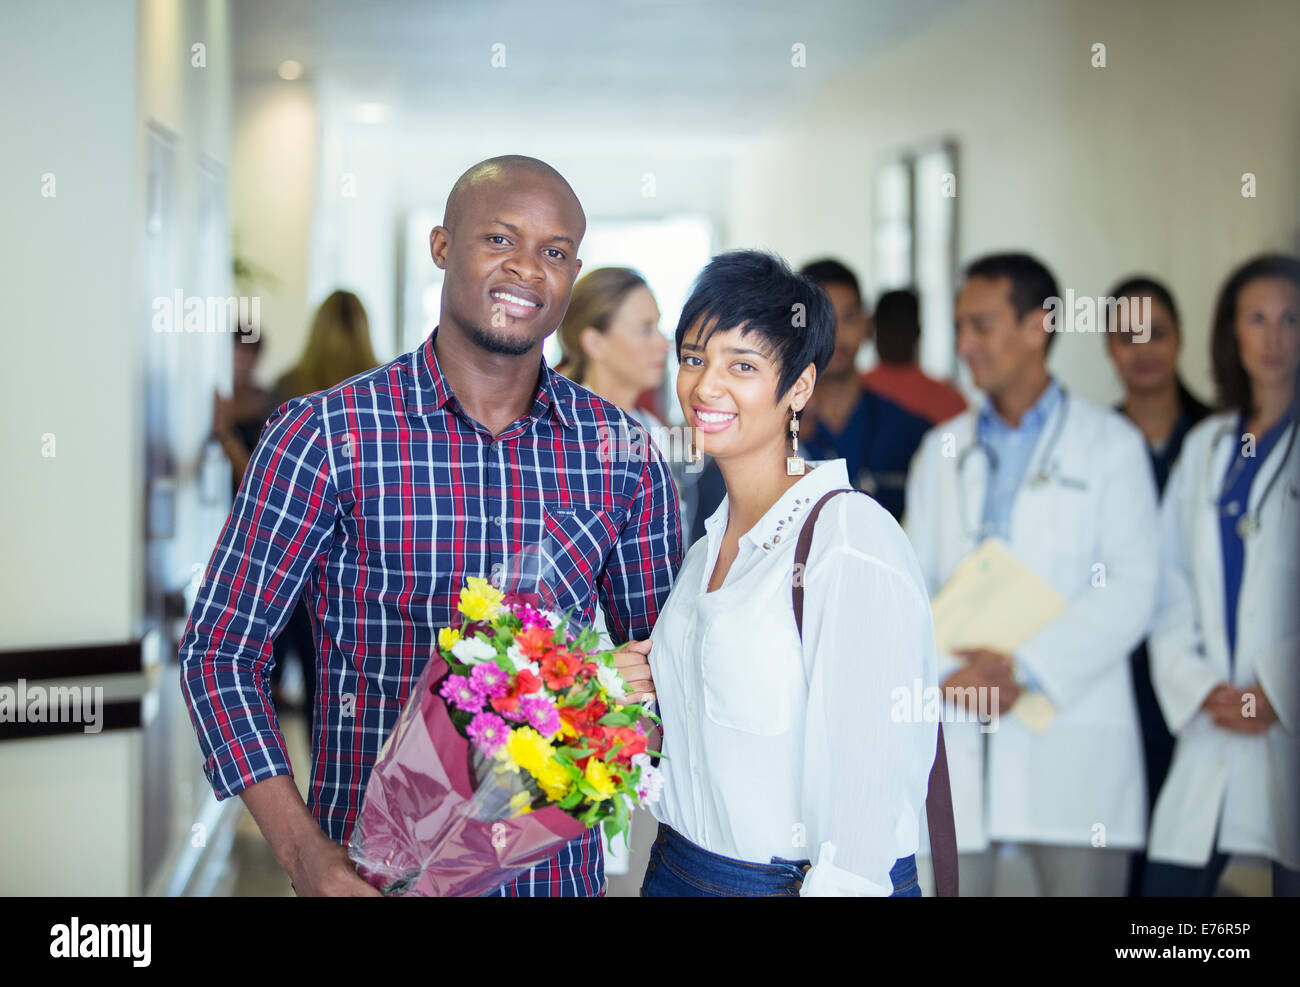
[786,408,805,476]
[687,429,701,464]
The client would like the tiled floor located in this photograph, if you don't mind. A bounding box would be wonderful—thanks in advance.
[224,711,1272,898]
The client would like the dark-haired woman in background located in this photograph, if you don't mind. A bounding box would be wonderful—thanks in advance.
[641,251,938,896]
[1143,255,1300,896]
[1103,276,1211,896]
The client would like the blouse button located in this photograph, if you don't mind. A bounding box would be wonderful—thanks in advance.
[762,542,771,550]
[773,535,781,543]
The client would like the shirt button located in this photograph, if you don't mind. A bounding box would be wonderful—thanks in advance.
[493,516,503,526]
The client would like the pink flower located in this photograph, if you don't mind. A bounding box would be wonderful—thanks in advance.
[470,661,510,699]
[518,695,563,738]
[438,674,484,713]
[467,712,509,757]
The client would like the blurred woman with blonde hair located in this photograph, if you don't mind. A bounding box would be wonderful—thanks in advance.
[269,289,379,744]
[275,289,379,402]
[556,267,668,429]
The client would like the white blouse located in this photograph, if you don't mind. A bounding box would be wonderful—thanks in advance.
[647,458,939,895]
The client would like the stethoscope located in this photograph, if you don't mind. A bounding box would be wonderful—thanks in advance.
[955,390,1071,541]
[1207,412,1298,539]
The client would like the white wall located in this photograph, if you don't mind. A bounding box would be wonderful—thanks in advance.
[0,0,234,896]
[727,0,1300,406]
[0,0,142,646]
[231,78,319,386]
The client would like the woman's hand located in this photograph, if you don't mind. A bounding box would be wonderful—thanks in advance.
[613,638,655,705]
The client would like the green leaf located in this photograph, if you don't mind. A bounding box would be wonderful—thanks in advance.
[598,710,636,727]
[558,788,584,810]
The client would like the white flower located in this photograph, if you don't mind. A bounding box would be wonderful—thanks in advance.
[541,609,563,629]
[450,636,497,665]
[596,662,628,702]
[632,754,664,804]
[505,643,540,675]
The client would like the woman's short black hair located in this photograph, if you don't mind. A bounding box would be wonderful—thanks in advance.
[1106,275,1180,330]
[1210,253,1300,418]
[675,250,835,400]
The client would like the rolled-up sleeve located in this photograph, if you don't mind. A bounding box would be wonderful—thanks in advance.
[179,398,338,799]
[798,504,938,896]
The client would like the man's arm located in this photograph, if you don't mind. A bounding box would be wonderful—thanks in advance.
[598,431,683,645]
[599,431,683,747]
[178,398,376,894]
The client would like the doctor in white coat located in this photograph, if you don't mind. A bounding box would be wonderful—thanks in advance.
[905,253,1159,896]
[1144,254,1300,897]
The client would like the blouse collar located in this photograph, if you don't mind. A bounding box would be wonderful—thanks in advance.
[705,458,853,553]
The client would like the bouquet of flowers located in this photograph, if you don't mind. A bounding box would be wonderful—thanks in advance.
[347,577,665,896]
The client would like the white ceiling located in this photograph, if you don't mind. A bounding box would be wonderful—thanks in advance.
[232,0,960,138]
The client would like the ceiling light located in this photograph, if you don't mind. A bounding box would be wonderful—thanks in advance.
[277,59,303,81]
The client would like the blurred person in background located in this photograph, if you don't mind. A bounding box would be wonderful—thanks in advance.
[1102,275,1211,896]
[556,267,668,433]
[212,322,272,499]
[273,289,379,407]
[1143,254,1300,897]
[797,259,930,520]
[905,252,1158,896]
[266,289,380,743]
[557,266,696,541]
[862,287,967,425]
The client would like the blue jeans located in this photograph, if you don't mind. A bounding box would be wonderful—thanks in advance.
[640,824,921,897]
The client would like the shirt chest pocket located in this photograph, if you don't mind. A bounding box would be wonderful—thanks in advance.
[539,507,625,620]
[700,604,803,736]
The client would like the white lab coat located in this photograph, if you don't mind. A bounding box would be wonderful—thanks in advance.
[904,391,1159,852]
[1147,412,1300,871]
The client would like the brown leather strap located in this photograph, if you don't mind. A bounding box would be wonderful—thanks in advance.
[793,488,959,897]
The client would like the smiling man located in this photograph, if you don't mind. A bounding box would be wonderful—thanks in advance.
[179,155,682,897]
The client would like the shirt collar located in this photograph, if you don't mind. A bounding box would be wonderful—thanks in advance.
[407,326,575,431]
[704,458,854,553]
[979,377,1062,434]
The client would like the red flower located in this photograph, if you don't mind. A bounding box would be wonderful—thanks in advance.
[605,726,647,764]
[489,667,544,719]
[539,651,583,690]
[515,624,557,661]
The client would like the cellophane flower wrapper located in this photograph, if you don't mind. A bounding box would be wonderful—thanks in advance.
[346,653,588,896]
[346,582,663,897]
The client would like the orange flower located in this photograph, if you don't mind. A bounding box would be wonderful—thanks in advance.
[539,651,583,690]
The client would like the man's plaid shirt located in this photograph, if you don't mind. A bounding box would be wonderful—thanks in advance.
[179,327,683,895]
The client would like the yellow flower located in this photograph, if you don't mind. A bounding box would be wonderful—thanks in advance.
[505,727,573,801]
[458,577,505,622]
[438,627,462,652]
[536,760,574,802]
[505,727,552,775]
[508,790,534,816]
[584,757,617,802]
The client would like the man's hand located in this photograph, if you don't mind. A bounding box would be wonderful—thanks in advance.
[1204,682,1277,735]
[613,638,655,705]
[288,832,384,897]
[240,775,381,897]
[947,649,1022,716]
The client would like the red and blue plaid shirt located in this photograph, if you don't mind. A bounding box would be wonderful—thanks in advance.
[179,328,683,896]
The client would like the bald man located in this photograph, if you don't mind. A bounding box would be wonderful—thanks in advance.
[180,156,684,896]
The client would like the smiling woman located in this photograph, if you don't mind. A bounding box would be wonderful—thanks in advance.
[641,250,949,897]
